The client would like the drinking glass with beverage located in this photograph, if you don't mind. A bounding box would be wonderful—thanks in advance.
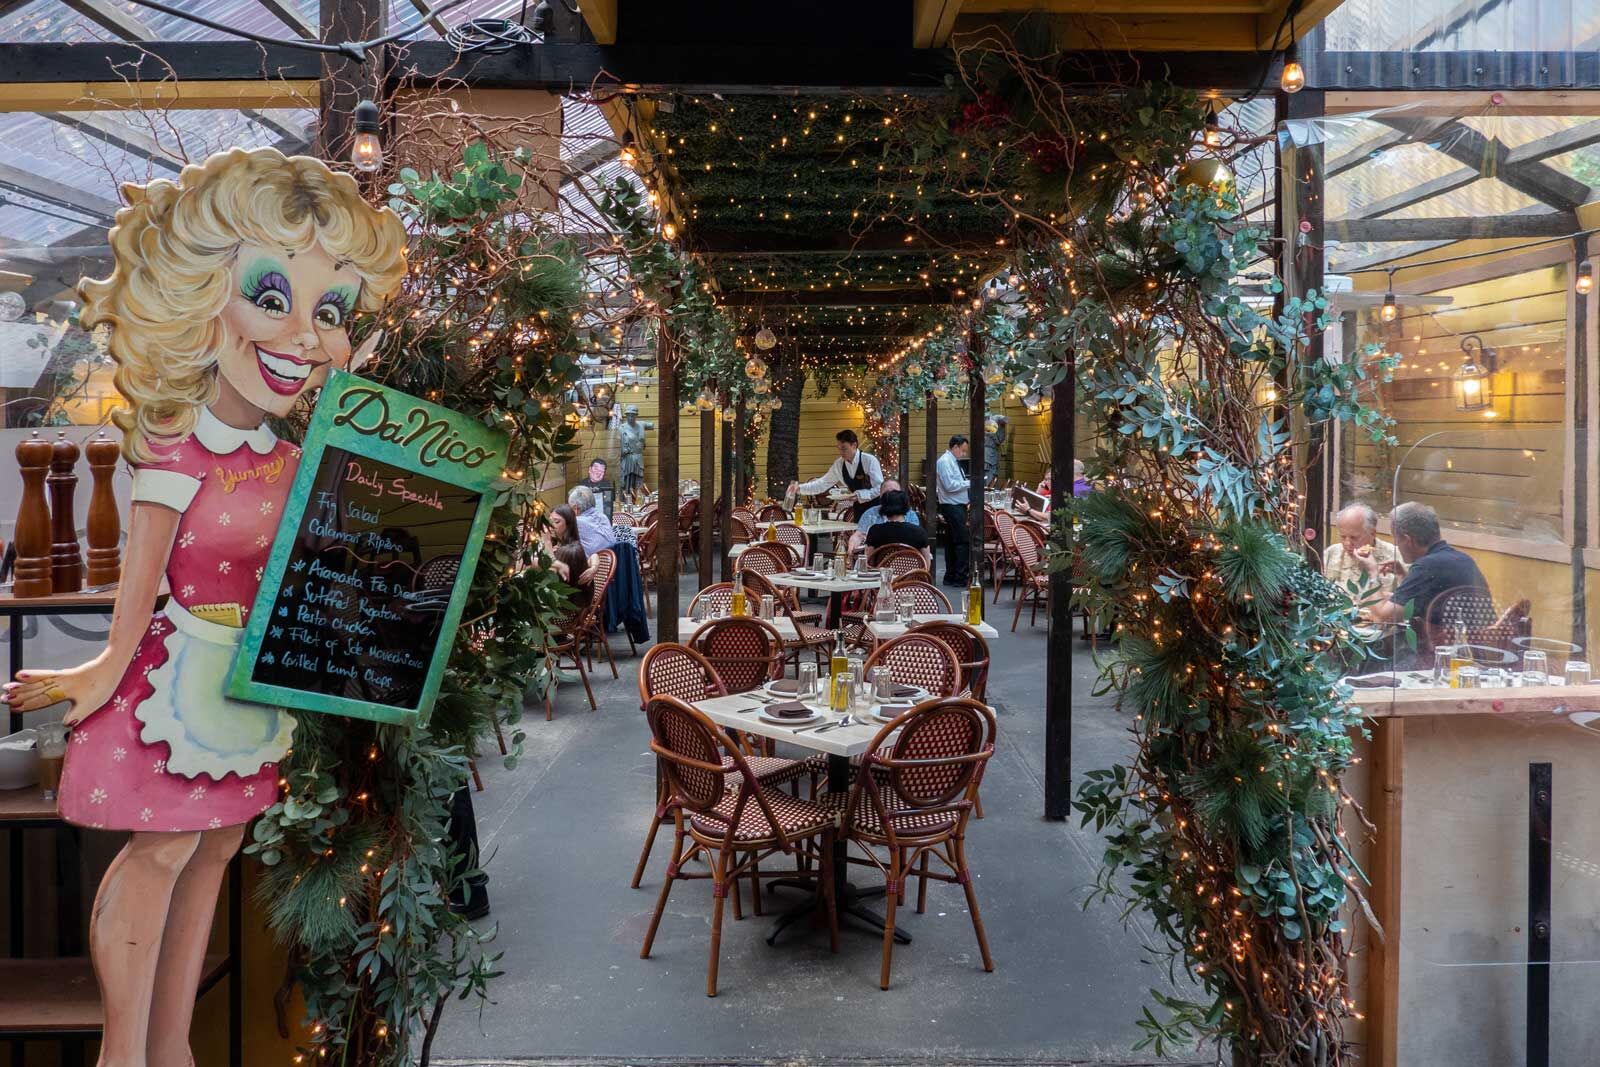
[1522,650,1549,686]
[37,722,68,802]
[1565,660,1591,687]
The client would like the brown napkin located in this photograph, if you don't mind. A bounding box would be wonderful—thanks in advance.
[876,702,914,718]
[766,700,812,719]
[767,679,800,695]
[890,684,918,697]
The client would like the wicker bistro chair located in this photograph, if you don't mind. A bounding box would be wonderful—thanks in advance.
[866,544,931,579]
[581,549,624,679]
[821,697,996,989]
[909,621,990,701]
[687,582,738,618]
[641,696,840,996]
[635,522,658,613]
[738,545,821,625]
[544,579,604,721]
[772,522,811,566]
[1421,585,1531,661]
[729,513,757,545]
[731,506,758,530]
[690,617,785,694]
[891,579,954,616]
[738,570,834,668]
[1009,525,1050,632]
[862,632,964,698]
[988,509,1021,604]
[756,502,790,522]
[677,497,700,568]
[632,645,809,889]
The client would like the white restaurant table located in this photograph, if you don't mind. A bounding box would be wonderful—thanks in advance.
[689,688,922,945]
[866,613,1000,643]
[678,615,801,642]
[765,570,879,628]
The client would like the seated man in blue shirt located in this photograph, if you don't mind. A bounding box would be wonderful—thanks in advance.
[1354,500,1489,667]
[846,478,918,559]
[568,485,616,556]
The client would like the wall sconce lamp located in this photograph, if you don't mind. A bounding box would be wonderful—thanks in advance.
[1455,334,1495,412]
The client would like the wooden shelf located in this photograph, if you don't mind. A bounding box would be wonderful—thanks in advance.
[0,954,228,1037]
[0,783,59,825]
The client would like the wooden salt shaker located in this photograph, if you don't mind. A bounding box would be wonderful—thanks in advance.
[12,431,53,598]
[48,429,83,593]
[86,430,121,586]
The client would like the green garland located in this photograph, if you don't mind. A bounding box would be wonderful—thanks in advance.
[879,30,1400,1065]
[246,140,588,1064]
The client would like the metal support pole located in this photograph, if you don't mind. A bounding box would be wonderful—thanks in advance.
[1045,361,1074,819]
[656,317,679,643]
[897,410,910,486]
[968,347,986,587]
[1284,89,1329,552]
[1528,762,1552,1067]
[719,404,734,581]
[699,406,715,582]
[924,391,938,531]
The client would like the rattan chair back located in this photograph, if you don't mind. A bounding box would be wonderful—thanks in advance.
[687,582,737,617]
[692,617,785,693]
[910,620,990,700]
[863,632,963,697]
[867,545,928,579]
[638,642,726,707]
[891,579,953,615]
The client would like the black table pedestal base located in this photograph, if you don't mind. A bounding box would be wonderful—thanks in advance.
[764,878,911,946]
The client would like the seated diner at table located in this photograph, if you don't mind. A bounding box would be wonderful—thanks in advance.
[1322,502,1400,602]
[861,490,932,566]
[846,478,919,558]
[569,484,616,555]
[1352,501,1489,666]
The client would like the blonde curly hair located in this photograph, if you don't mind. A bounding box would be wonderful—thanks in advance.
[79,147,408,463]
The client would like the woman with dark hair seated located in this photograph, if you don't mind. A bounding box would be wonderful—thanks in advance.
[864,489,932,567]
[545,503,596,612]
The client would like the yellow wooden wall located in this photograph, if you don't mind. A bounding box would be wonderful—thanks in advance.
[554,374,1055,502]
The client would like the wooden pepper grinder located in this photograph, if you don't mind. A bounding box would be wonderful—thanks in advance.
[12,431,53,598]
[86,430,121,586]
[48,430,83,593]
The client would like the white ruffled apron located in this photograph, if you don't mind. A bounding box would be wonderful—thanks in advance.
[136,601,296,780]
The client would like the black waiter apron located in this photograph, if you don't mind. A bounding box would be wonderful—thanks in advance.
[843,455,878,521]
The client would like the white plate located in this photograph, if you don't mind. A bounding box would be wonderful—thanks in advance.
[759,708,825,726]
[761,681,808,699]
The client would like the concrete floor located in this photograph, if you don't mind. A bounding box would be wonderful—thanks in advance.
[433,577,1200,1066]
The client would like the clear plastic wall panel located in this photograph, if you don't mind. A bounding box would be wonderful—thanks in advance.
[1307,0,1600,87]
[0,0,528,43]
[1287,105,1600,1067]
[0,107,313,427]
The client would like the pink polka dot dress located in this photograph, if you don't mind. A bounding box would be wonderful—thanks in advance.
[58,408,300,832]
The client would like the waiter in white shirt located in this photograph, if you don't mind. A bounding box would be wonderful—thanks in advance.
[788,429,883,521]
[935,434,972,587]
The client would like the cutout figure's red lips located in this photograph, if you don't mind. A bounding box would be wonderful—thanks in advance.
[255,346,324,396]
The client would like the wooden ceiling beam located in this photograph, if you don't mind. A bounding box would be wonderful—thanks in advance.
[1378,115,1592,211]
[255,0,318,39]
[718,288,956,307]
[1328,213,1578,243]
[693,229,1005,255]
[577,0,618,44]
[39,111,184,171]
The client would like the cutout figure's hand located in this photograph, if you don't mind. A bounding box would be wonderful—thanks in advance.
[4,656,121,725]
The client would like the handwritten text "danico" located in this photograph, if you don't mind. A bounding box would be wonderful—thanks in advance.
[332,386,498,469]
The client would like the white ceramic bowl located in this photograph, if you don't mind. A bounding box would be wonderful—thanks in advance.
[0,728,41,791]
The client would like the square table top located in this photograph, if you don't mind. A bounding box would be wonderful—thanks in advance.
[688,692,885,758]
[793,519,861,535]
[866,613,1000,640]
[764,571,880,593]
[677,615,801,642]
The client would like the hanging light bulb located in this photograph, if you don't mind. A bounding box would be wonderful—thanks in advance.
[1203,111,1223,149]
[754,326,777,350]
[661,220,678,241]
[1280,54,1306,94]
[349,100,383,173]
[619,131,638,169]
[1577,260,1594,295]
[1380,290,1398,323]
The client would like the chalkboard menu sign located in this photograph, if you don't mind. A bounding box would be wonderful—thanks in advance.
[228,371,506,725]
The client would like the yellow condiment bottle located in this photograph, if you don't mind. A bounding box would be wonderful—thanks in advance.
[967,575,984,625]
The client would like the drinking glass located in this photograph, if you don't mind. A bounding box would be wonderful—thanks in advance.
[1522,650,1549,686]
[1565,660,1591,687]
[690,599,706,624]
[1433,646,1452,688]
[811,553,825,573]
[1478,668,1505,688]
[37,722,69,802]
[759,594,775,620]
[851,676,875,715]
[797,662,818,701]
[870,666,895,703]
[1456,665,1481,689]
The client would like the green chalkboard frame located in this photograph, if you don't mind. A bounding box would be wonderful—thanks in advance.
[227,370,508,726]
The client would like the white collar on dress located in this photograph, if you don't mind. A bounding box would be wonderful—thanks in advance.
[195,406,277,455]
